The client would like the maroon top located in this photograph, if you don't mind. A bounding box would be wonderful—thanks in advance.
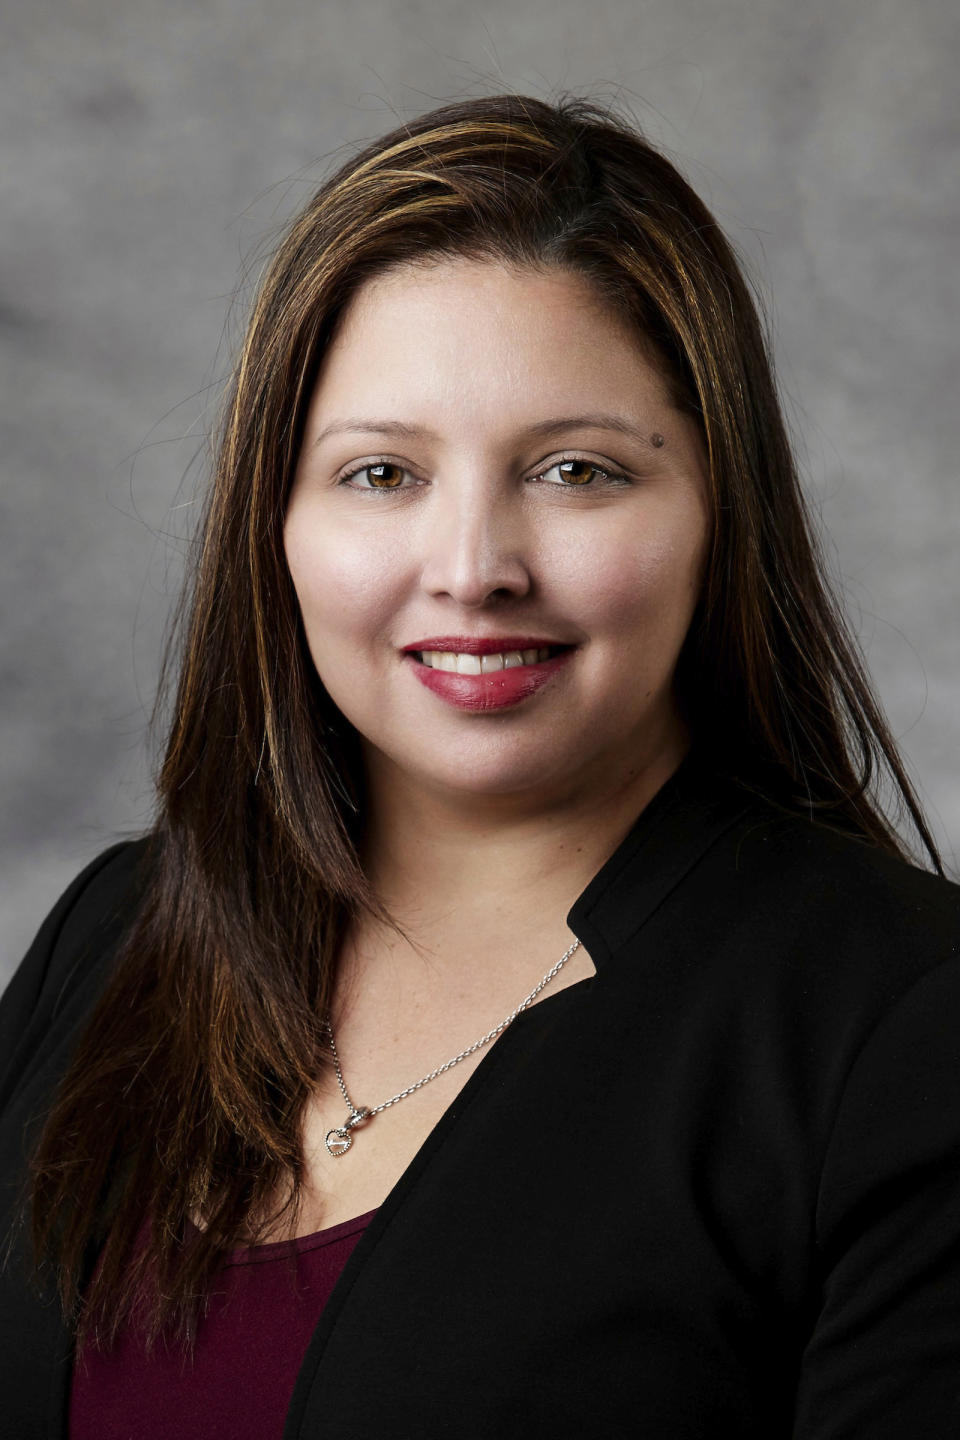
[69,1209,377,1440]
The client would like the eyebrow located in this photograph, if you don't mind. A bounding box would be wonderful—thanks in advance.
[311,413,661,449]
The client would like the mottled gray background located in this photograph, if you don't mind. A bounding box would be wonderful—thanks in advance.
[3,0,958,988]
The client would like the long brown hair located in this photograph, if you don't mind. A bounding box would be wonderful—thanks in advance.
[28,91,941,1346]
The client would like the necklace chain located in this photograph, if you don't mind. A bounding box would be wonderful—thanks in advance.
[322,936,582,1157]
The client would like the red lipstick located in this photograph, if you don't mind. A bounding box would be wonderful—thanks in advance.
[401,637,575,712]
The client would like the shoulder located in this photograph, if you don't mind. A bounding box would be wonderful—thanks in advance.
[720,790,960,957]
[49,836,153,950]
[0,837,154,1110]
[677,786,960,1059]
[10,837,153,998]
[585,767,960,1050]
[585,760,959,979]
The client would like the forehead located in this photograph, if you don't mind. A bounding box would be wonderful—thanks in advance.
[349,256,615,324]
[309,257,679,430]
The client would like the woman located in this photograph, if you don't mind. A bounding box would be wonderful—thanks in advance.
[1,92,958,1438]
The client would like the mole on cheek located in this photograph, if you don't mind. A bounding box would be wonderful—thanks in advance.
[650,433,665,448]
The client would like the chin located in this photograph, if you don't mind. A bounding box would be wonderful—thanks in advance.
[401,744,595,803]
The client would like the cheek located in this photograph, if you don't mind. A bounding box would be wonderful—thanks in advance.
[284,514,398,652]
[563,525,706,640]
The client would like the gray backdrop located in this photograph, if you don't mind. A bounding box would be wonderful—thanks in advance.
[3,0,958,988]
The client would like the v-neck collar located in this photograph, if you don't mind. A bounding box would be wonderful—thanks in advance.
[566,750,750,969]
[283,751,752,1437]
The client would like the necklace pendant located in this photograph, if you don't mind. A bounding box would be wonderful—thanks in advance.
[325,1107,371,1159]
[325,1126,353,1158]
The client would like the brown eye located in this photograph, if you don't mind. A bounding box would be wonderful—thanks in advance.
[556,460,598,485]
[532,458,629,490]
[365,463,405,488]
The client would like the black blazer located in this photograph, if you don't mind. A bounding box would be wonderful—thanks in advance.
[3,759,960,1438]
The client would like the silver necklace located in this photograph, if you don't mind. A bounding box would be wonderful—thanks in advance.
[322,937,582,1157]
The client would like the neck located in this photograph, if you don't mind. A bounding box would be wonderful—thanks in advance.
[359,733,690,937]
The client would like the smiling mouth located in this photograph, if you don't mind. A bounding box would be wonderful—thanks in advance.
[405,642,575,711]
[414,646,568,674]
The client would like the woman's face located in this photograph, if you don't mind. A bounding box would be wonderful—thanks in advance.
[285,258,711,808]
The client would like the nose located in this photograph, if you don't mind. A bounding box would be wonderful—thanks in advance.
[419,482,533,607]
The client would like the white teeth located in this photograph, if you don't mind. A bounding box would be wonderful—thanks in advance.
[417,648,561,671]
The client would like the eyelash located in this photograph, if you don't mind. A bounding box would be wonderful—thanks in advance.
[336,453,632,492]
